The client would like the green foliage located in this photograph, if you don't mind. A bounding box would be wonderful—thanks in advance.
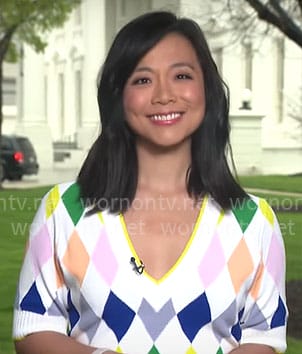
[0,0,81,154]
[0,0,81,61]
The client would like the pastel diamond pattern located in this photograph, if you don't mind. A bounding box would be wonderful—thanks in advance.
[62,230,89,286]
[259,199,274,225]
[13,184,288,354]
[78,293,101,342]
[97,211,104,224]
[244,302,268,330]
[266,232,284,286]
[54,255,65,289]
[212,300,237,341]
[227,238,254,293]
[29,224,52,278]
[138,299,176,341]
[198,231,225,287]
[46,184,60,218]
[92,227,118,286]
[249,261,264,300]
[47,295,66,317]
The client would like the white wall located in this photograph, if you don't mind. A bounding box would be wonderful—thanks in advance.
[230,112,264,175]
[15,0,302,174]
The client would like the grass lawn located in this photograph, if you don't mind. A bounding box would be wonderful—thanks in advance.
[0,186,50,354]
[239,174,302,193]
[0,181,301,353]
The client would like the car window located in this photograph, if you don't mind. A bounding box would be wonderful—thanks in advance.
[0,136,13,150]
[16,137,35,153]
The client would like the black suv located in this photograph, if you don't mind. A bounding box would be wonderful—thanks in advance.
[0,135,39,181]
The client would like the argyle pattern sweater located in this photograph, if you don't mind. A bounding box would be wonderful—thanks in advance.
[13,182,287,354]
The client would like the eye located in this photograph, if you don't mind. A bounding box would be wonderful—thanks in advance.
[131,77,151,85]
[176,73,193,80]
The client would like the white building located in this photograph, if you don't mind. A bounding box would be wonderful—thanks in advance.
[5,0,302,174]
[2,62,18,133]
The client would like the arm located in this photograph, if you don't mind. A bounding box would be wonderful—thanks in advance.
[13,186,119,354]
[15,331,96,354]
[15,331,119,354]
[238,199,288,353]
[230,343,275,354]
[13,187,70,341]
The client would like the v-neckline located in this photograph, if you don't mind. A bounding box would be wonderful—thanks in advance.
[119,195,208,285]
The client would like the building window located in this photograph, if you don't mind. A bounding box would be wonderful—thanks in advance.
[74,5,82,26]
[75,70,82,128]
[2,78,16,105]
[58,73,65,138]
[275,37,285,122]
[244,42,253,91]
[120,0,127,17]
[212,47,223,75]
[44,76,48,120]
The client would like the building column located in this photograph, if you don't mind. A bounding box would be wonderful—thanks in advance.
[16,45,53,169]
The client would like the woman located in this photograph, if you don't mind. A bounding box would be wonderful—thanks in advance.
[13,11,287,354]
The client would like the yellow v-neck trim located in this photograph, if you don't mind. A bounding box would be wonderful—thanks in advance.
[119,195,208,285]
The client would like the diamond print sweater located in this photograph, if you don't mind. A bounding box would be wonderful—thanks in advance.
[13,182,287,354]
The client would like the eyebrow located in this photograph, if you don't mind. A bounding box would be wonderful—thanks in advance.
[134,62,196,73]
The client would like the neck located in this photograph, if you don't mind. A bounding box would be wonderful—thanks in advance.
[135,139,192,195]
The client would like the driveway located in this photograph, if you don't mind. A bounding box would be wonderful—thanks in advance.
[2,167,78,189]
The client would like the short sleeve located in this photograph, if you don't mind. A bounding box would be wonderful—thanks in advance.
[13,185,69,339]
[240,198,288,353]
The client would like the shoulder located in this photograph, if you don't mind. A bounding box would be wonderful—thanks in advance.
[45,181,80,201]
[208,194,277,233]
[230,194,276,230]
[40,181,85,222]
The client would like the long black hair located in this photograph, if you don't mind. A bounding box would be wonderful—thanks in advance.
[77,11,247,213]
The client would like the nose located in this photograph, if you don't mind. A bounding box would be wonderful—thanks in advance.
[151,78,176,104]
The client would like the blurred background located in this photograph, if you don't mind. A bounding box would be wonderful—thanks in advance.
[0,2,301,354]
[1,0,301,184]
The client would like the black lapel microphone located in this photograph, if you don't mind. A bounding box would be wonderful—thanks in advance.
[130,257,145,275]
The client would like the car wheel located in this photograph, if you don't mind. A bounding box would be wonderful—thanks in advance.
[1,166,7,181]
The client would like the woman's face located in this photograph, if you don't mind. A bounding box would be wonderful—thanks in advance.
[123,33,205,149]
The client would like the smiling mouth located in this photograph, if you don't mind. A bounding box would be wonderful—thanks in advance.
[148,112,182,122]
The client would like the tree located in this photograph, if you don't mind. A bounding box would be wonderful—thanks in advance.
[0,0,81,181]
[243,0,302,47]
[227,0,302,127]
[224,0,302,48]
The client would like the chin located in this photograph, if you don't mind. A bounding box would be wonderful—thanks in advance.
[141,136,191,151]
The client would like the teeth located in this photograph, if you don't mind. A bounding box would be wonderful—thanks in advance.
[151,112,181,121]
